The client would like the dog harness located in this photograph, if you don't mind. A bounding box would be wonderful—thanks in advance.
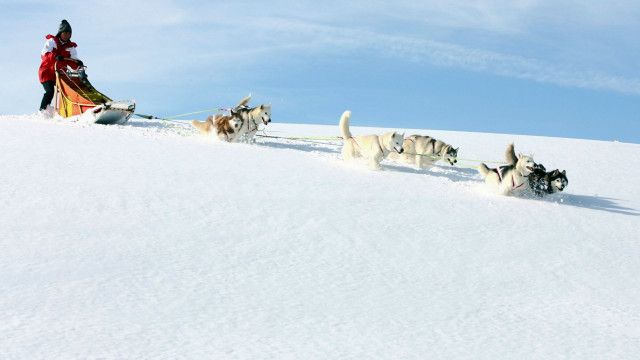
[492,166,526,190]
[350,137,386,155]
[376,137,386,155]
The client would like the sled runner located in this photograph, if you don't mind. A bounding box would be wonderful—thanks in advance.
[54,62,135,125]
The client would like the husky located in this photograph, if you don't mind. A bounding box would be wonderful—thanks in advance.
[547,169,568,193]
[478,143,535,196]
[504,144,568,197]
[388,135,459,169]
[528,164,569,197]
[191,113,243,142]
[232,95,272,143]
[339,110,404,170]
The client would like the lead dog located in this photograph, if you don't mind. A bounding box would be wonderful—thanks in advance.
[504,144,569,197]
[527,164,569,197]
[339,110,404,170]
[478,143,535,196]
[388,135,459,169]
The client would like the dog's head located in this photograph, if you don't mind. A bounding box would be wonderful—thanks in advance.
[387,132,405,154]
[516,153,535,176]
[228,117,242,131]
[548,169,568,192]
[257,104,272,125]
[444,145,459,166]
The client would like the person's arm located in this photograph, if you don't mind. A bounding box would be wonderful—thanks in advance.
[69,46,78,60]
[67,46,83,67]
[53,49,82,68]
[41,38,57,64]
[41,38,56,56]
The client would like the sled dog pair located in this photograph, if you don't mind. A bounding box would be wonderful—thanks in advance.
[502,144,568,196]
[388,134,459,168]
[339,110,405,170]
[191,113,243,142]
[479,143,568,196]
[191,95,271,142]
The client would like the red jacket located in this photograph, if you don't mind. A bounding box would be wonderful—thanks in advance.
[38,34,78,83]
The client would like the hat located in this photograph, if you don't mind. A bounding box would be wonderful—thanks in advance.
[57,19,72,35]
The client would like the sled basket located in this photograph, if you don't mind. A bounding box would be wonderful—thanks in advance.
[54,63,135,125]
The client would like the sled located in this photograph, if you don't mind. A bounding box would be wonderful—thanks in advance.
[54,62,135,125]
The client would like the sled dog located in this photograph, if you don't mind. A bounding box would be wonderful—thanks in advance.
[191,113,243,142]
[339,110,404,170]
[528,164,569,197]
[478,143,535,196]
[388,135,459,168]
[504,144,568,197]
[232,95,272,143]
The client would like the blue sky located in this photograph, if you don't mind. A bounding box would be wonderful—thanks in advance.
[1,0,639,143]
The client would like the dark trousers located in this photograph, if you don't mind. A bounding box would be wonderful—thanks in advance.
[40,80,55,111]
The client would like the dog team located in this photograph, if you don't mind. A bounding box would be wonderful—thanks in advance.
[191,96,568,198]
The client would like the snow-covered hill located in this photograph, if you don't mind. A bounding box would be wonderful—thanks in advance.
[1,114,639,359]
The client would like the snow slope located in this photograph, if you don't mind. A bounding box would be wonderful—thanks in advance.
[1,114,639,359]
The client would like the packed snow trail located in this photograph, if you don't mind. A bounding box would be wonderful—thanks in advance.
[1,115,639,359]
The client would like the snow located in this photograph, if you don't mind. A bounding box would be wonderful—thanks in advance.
[1,114,639,359]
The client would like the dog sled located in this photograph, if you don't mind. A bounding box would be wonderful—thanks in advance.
[54,62,135,125]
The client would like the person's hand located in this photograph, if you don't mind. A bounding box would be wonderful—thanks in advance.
[55,55,64,61]
[75,59,84,67]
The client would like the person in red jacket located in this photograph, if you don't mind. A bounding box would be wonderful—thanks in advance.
[38,19,84,112]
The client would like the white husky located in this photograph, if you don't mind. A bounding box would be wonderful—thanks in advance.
[478,143,535,196]
[339,110,404,170]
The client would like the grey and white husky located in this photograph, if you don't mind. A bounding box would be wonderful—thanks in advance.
[388,135,459,169]
[478,143,535,196]
[230,95,272,143]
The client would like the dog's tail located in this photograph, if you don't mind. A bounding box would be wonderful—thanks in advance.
[236,94,251,109]
[478,163,491,178]
[339,110,353,140]
[505,143,517,165]
[191,117,214,135]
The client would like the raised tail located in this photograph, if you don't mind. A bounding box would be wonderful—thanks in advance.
[478,163,491,178]
[236,94,251,108]
[339,110,352,140]
[504,143,517,165]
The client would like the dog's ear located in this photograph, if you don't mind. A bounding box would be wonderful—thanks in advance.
[259,104,264,110]
[562,170,566,175]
